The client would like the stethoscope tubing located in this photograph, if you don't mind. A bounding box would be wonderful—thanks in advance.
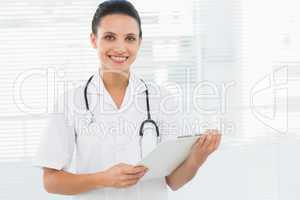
[84,74,161,158]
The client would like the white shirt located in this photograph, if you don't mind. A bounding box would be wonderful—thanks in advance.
[33,68,184,200]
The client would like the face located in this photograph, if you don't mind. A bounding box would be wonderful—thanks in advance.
[90,14,141,73]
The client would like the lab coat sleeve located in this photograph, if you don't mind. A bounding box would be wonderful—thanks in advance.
[32,90,76,171]
[158,86,184,142]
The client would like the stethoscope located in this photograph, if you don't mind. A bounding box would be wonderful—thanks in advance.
[84,75,161,159]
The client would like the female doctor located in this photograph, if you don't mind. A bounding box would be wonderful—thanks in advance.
[34,0,221,200]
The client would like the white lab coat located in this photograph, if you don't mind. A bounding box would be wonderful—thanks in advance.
[33,68,184,200]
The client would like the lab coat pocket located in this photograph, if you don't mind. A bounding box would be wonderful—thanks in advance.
[74,113,114,171]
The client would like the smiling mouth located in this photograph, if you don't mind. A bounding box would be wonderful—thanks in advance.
[108,55,129,63]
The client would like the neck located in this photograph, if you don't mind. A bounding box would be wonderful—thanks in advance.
[99,68,130,90]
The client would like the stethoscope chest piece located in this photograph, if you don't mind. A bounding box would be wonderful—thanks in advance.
[82,110,96,128]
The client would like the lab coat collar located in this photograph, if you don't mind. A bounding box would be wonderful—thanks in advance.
[86,68,147,95]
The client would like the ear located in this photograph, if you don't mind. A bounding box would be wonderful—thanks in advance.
[90,33,97,49]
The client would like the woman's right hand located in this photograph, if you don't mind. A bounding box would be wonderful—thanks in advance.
[101,163,148,188]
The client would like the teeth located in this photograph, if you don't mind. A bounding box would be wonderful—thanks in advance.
[110,56,128,62]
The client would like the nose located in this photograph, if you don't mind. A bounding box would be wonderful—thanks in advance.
[113,40,127,53]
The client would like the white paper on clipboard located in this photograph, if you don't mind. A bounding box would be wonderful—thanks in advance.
[137,135,201,181]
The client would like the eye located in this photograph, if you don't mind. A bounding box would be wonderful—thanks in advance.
[126,36,136,42]
[104,35,115,41]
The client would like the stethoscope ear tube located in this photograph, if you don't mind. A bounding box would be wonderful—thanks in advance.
[84,75,94,111]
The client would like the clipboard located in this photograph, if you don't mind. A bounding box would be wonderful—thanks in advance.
[137,134,201,181]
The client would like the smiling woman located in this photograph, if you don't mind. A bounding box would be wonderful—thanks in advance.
[32,0,221,200]
[91,14,141,71]
[90,0,142,73]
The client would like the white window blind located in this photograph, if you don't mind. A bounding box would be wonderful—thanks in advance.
[239,0,300,140]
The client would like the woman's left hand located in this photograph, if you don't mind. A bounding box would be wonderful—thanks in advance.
[186,129,222,169]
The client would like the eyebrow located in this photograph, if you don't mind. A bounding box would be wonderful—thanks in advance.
[103,32,137,36]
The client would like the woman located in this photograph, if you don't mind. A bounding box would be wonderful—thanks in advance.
[33,0,221,200]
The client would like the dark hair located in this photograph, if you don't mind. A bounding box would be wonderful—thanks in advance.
[91,0,142,38]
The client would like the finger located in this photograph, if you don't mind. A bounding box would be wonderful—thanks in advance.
[212,133,219,147]
[118,163,134,171]
[195,135,206,147]
[208,134,218,152]
[122,173,146,186]
[202,133,212,149]
[124,166,147,175]
[134,165,148,171]
[128,169,147,179]
[209,134,221,152]
[122,164,146,174]
[134,164,147,168]
[121,172,145,182]
[214,134,222,150]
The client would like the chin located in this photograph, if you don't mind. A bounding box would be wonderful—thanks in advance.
[102,64,131,73]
